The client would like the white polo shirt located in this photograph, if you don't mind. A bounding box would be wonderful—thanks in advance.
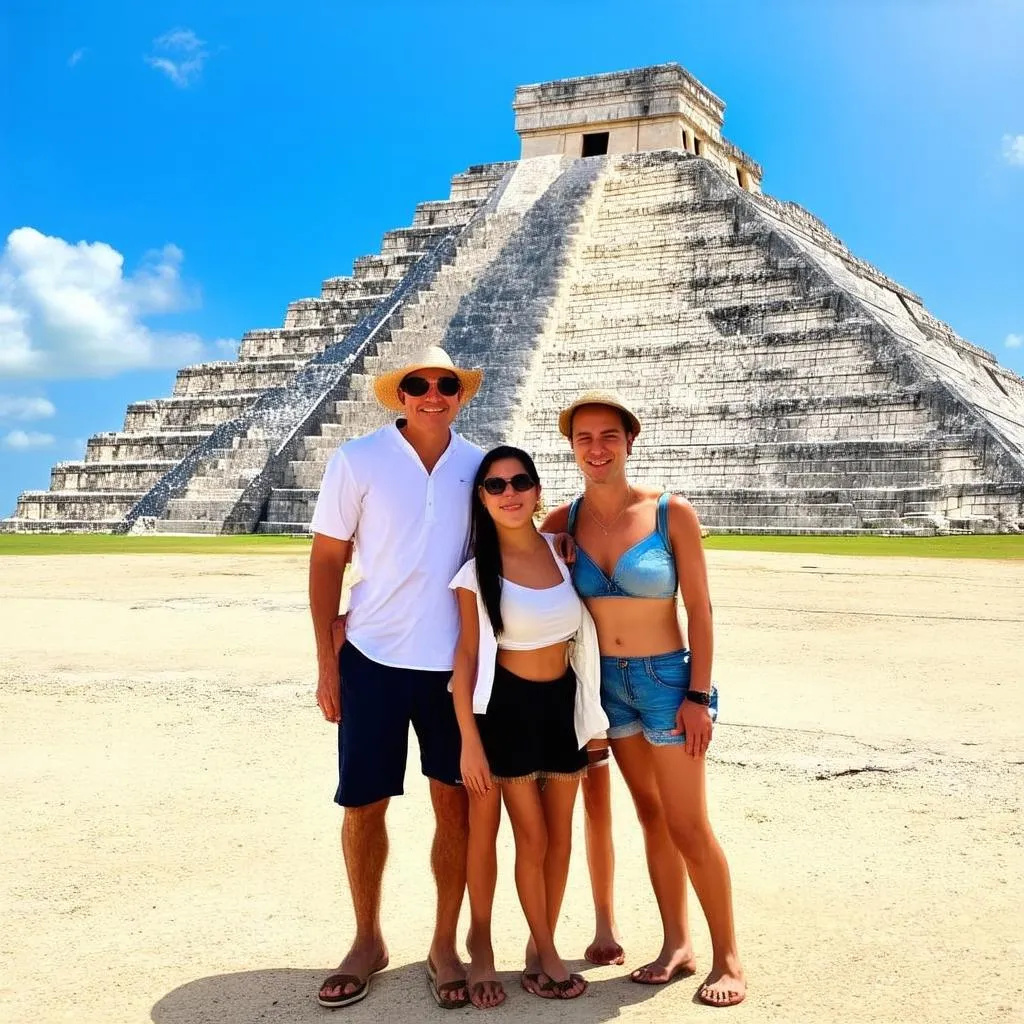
[310,422,483,671]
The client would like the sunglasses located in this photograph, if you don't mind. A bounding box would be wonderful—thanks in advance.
[481,473,536,496]
[399,374,461,397]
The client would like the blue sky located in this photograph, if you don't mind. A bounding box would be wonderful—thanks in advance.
[1,0,1023,515]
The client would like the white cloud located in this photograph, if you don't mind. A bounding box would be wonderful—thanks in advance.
[1006,333,1022,349]
[3,430,56,450]
[213,338,239,358]
[0,227,205,378]
[145,28,210,87]
[0,396,56,420]
[1003,134,1024,167]
[68,48,86,68]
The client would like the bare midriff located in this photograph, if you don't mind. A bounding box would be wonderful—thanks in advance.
[497,640,572,681]
[586,596,687,657]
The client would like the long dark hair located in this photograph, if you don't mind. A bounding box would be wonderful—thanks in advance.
[470,445,541,636]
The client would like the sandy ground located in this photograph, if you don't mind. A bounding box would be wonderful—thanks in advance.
[1,550,1022,1024]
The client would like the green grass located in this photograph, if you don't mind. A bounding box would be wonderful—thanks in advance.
[701,533,1024,560]
[1,531,1022,559]
[0,533,312,555]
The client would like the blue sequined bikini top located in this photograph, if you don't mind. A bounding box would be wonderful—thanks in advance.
[568,492,678,599]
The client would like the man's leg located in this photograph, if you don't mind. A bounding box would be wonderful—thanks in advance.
[320,642,409,1004]
[427,779,469,1003]
[319,799,391,1001]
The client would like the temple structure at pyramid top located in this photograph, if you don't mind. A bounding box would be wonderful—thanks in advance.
[513,64,762,191]
[4,63,1023,536]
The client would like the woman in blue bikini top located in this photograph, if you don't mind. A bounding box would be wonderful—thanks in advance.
[541,390,747,1009]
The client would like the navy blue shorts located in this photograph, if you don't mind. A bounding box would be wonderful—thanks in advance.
[335,641,461,808]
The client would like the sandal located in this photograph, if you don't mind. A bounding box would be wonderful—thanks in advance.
[426,957,470,1009]
[317,972,371,1009]
[523,971,587,1000]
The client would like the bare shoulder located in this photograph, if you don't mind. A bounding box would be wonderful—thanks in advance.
[665,494,704,535]
[540,503,571,533]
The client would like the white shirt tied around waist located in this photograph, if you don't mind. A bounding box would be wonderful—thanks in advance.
[310,422,483,672]
[449,534,609,749]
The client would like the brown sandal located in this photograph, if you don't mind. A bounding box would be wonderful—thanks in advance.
[524,971,588,1000]
[317,972,370,1009]
[426,957,469,1009]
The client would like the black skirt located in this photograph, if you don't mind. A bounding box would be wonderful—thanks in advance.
[475,663,588,782]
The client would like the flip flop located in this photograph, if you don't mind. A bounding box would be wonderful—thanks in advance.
[317,972,371,1009]
[630,960,696,986]
[426,957,469,1009]
[522,971,588,1000]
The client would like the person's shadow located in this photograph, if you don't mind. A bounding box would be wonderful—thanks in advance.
[151,958,678,1022]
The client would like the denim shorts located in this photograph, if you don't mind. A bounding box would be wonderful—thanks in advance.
[600,648,718,746]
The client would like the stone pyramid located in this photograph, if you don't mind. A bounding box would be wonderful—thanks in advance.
[5,64,1024,535]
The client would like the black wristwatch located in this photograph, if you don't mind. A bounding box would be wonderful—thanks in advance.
[685,689,713,706]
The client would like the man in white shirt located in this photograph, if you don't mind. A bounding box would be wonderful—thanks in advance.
[309,346,484,1010]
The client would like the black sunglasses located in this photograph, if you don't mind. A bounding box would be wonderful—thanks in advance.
[481,473,536,496]
[399,374,461,397]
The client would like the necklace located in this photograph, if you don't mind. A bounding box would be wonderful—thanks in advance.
[586,488,634,534]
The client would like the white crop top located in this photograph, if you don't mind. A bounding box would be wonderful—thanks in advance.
[498,576,582,651]
[449,534,609,747]
[448,536,606,745]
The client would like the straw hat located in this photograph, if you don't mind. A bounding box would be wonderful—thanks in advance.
[372,346,483,412]
[558,389,642,438]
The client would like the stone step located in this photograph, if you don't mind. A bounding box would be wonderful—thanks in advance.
[282,295,380,330]
[412,198,482,228]
[319,275,395,301]
[237,326,341,361]
[263,488,319,525]
[0,517,125,534]
[256,520,312,535]
[11,490,144,522]
[710,296,850,336]
[123,393,263,432]
[447,162,516,201]
[591,196,738,222]
[352,251,425,281]
[540,323,878,360]
[380,225,452,254]
[530,361,895,401]
[50,460,177,492]
[163,495,245,522]
[85,431,208,463]
[151,519,232,535]
[172,359,302,397]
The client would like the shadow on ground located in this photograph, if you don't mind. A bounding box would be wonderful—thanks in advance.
[151,959,684,1022]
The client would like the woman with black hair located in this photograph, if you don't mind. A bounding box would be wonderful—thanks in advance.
[449,445,607,1008]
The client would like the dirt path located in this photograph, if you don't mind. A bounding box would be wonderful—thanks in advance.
[1,551,1021,1023]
